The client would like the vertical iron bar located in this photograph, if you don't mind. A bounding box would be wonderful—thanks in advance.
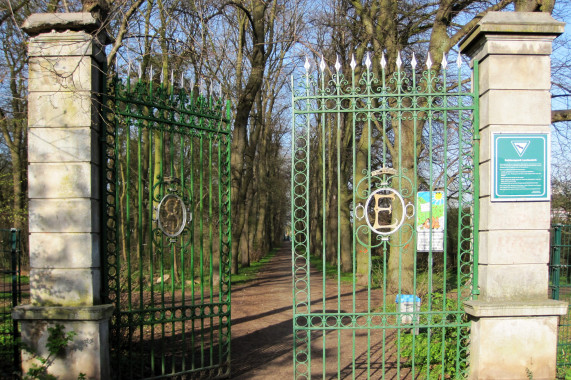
[148,103,156,374]
[472,60,481,298]
[320,67,327,380]
[10,228,19,373]
[190,130,196,370]
[440,65,449,380]
[209,136,214,367]
[553,225,562,300]
[335,64,342,380]
[411,63,418,379]
[200,134,205,368]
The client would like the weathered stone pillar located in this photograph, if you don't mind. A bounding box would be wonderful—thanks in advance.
[13,13,113,379]
[460,12,566,380]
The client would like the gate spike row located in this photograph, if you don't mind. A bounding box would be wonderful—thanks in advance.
[350,54,356,70]
[320,55,326,72]
[441,53,448,69]
[456,53,462,68]
[411,52,417,70]
[335,55,341,72]
[365,52,371,69]
[396,51,402,70]
[426,54,432,69]
[304,56,310,72]
[380,52,386,69]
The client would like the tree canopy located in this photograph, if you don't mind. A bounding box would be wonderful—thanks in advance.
[0,0,570,272]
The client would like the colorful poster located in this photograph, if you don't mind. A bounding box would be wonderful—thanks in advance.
[416,191,445,252]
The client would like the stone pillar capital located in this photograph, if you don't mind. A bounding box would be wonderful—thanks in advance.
[22,13,111,62]
[460,11,565,61]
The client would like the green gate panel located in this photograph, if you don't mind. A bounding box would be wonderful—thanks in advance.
[291,56,479,379]
[550,224,571,378]
[102,77,232,379]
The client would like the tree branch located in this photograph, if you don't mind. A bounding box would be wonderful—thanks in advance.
[448,0,514,49]
[553,109,571,123]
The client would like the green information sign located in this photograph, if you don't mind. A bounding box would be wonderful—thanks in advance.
[492,133,549,201]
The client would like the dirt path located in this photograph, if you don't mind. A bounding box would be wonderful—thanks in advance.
[230,244,390,379]
[230,244,418,380]
[231,244,294,379]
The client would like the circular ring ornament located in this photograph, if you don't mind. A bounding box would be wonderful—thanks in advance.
[157,194,188,238]
[363,187,406,236]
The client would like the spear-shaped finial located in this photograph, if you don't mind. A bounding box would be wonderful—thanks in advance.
[365,52,371,69]
[396,51,402,70]
[456,54,462,68]
[441,53,448,69]
[320,55,326,72]
[304,56,310,71]
[380,52,386,69]
[350,54,356,70]
[411,53,417,70]
[335,55,341,72]
[426,54,432,69]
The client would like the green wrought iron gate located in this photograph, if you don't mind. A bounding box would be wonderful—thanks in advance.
[549,224,571,377]
[291,53,479,379]
[103,75,232,379]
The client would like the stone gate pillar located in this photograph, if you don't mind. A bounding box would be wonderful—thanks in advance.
[13,13,113,379]
[460,12,566,380]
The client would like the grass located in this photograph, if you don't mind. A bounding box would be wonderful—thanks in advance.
[231,248,279,285]
[307,253,353,283]
[0,274,28,284]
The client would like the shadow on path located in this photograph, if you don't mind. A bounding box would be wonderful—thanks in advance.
[231,244,294,379]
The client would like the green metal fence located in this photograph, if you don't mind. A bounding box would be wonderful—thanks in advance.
[550,224,571,378]
[291,54,479,379]
[103,75,232,379]
[0,228,22,378]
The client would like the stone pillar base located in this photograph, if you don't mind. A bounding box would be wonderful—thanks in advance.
[465,300,567,380]
[13,305,114,380]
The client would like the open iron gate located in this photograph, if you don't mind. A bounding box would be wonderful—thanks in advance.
[103,75,232,379]
[291,54,479,379]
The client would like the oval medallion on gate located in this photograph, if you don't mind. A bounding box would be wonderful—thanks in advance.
[364,187,406,236]
[157,194,187,237]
